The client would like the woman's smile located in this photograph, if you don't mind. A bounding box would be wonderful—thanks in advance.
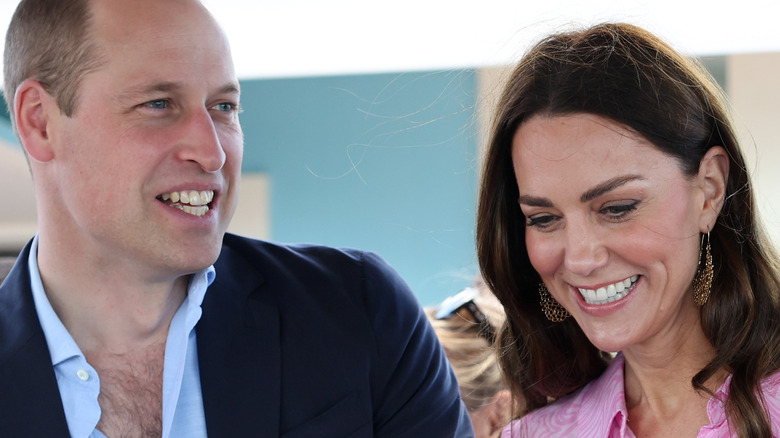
[576,275,639,305]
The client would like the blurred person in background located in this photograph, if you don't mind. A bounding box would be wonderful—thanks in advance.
[428,281,517,438]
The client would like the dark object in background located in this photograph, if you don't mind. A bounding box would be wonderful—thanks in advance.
[0,257,15,283]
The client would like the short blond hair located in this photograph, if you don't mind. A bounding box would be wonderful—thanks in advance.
[4,0,105,122]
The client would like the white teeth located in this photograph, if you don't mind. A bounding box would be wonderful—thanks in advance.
[158,190,214,216]
[578,276,639,305]
[173,204,209,217]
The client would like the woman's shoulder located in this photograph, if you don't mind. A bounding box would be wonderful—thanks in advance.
[502,354,628,437]
[710,368,780,433]
[760,369,780,423]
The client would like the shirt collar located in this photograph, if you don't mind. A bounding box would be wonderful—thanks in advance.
[187,263,215,309]
[576,352,629,437]
[28,235,81,366]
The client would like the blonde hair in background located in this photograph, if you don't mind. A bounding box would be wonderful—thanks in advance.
[426,284,508,412]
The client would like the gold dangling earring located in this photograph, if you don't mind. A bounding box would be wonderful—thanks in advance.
[692,232,714,306]
[539,282,570,322]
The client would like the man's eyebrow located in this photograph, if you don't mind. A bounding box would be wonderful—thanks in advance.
[217,82,240,96]
[118,81,240,99]
[580,175,645,203]
[517,174,645,207]
[118,81,181,98]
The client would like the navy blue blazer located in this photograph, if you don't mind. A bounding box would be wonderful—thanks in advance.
[0,234,473,437]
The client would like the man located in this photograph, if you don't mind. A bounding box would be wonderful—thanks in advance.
[0,0,474,436]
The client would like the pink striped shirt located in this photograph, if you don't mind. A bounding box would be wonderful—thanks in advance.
[502,353,780,437]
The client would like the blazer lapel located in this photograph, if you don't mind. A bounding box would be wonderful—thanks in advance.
[0,242,70,436]
[198,243,281,436]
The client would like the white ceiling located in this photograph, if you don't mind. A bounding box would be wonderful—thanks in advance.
[195,0,780,78]
[0,0,778,80]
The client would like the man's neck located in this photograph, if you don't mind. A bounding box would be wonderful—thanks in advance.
[36,238,190,352]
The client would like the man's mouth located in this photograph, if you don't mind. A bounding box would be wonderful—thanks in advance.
[577,275,639,305]
[157,190,214,217]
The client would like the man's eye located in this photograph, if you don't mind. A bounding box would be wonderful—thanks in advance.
[212,102,238,112]
[143,99,168,110]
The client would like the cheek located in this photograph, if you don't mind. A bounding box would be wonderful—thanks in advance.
[57,125,120,194]
[525,233,562,278]
[221,130,244,169]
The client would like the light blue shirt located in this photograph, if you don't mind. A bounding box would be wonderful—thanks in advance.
[28,236,212,438]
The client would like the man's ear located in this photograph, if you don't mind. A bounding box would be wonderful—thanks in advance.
[697,146,729,232]
[14,79,58,163]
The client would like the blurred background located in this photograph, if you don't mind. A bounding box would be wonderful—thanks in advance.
[1,0,779,305]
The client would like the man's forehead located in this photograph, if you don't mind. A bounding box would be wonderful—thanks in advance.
[85,0,237,87]
[89,0,220,44]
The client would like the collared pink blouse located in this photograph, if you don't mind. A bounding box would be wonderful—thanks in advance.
[502,353,780,437]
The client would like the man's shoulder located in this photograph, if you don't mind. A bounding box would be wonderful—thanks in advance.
[219,233,370,269]
[214,233,405,304]
[209,235,471,437]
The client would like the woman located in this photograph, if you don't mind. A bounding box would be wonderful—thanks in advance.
[427,282,516,437]
[476,23,780,437]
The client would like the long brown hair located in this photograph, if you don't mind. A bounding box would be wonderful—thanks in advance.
[476,22,780,436]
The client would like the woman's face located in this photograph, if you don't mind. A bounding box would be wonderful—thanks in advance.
[511,113,709,353]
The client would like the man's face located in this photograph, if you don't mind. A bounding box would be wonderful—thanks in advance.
[46,0,243,278]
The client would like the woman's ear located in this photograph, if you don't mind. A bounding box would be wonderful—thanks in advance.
[697,146,729,232]
[14,79,57,163]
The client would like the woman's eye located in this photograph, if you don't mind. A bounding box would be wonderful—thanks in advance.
[601,201,639,219]
[526,214,557,229]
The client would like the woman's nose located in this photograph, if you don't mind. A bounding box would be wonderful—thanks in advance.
[563,220,609,277]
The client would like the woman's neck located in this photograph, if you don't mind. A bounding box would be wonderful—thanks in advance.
[621,318,727,437]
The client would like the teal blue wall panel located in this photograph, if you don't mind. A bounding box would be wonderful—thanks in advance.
[240,70,479,305]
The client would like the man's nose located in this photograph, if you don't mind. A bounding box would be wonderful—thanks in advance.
[176,109,226,173]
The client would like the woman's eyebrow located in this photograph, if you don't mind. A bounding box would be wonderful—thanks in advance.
[580,175,645,203]
[518,175,644,207]
[517,194,553,207]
